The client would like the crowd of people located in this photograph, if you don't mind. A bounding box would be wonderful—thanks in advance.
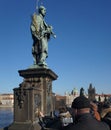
[61,96,110,130]
[37,94,111,130]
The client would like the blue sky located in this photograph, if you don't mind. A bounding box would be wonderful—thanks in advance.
[0,0,111,95]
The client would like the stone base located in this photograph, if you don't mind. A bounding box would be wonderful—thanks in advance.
[5,67,58,130]
[17,68,58,115]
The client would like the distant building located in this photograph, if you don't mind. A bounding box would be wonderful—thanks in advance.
[87,83,111,102]
[0,93,14,106]
[54,94,66,110]
[65,88,79,107]
[88,83,96,101]
[63,85,111,108]
[95,93,111,102]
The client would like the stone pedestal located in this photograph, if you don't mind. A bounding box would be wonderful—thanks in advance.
[8,68,58,130]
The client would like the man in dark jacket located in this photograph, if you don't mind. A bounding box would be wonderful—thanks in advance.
[62,95,110,130]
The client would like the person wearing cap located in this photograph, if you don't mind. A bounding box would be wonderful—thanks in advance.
[62,95,110,130]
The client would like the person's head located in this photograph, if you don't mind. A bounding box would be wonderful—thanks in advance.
[71,96,90,117]
[39,6,46,17]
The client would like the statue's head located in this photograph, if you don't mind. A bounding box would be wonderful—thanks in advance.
[39,6,46,17]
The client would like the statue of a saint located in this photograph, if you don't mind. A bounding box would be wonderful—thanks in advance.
[30,6,56,67]
[80,87,85,96]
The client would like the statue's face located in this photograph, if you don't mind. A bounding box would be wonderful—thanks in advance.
[41,8,46,17]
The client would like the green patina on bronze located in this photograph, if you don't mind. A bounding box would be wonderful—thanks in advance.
[30,6,56,68]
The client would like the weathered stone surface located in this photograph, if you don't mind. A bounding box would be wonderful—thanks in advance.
[7,68,58,130]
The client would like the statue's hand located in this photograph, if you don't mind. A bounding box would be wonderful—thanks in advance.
[47,25,56,38]
[53,34,56,38]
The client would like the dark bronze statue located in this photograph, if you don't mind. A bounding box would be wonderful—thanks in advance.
[80,87,85,96]
[30,6,56,67]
